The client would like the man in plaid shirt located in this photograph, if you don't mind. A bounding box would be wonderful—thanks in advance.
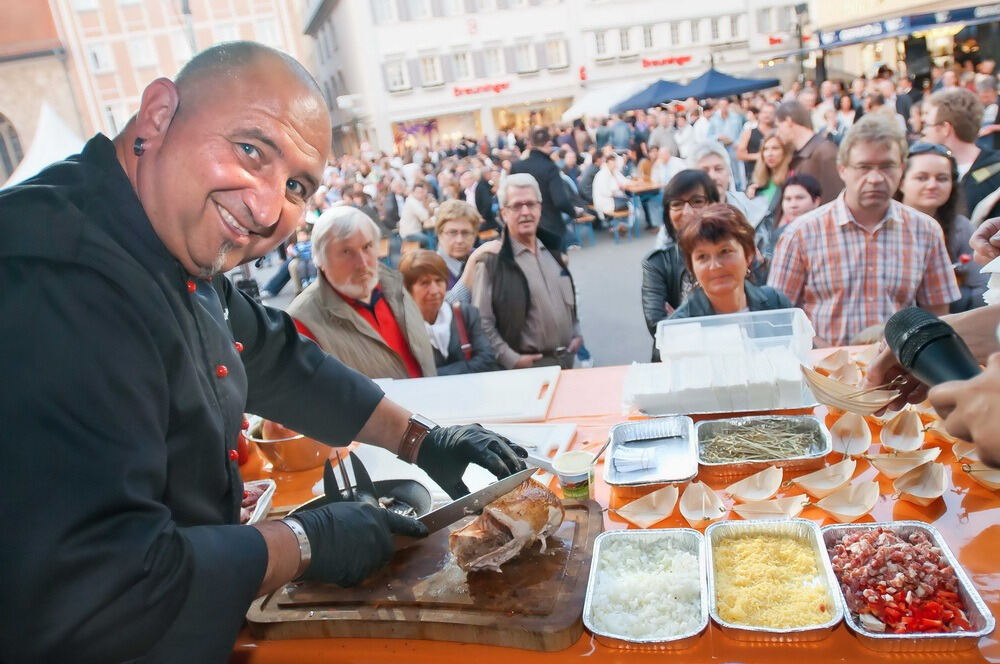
[768,114,960,347]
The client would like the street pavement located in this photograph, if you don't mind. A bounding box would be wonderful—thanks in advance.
[239,226,660,369]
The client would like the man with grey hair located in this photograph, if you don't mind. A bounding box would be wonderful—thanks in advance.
[473,173,583,370]
[768,113,959,346]
[776,100,844,204]
[288,206,436,380]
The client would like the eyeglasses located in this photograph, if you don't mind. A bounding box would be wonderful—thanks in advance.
[668,195,709,211]
[504,201,541,212]
[908,142,953,158]
[441,229,475,238]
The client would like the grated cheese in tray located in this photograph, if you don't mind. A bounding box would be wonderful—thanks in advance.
[713,534,830,629]
[590,536,702,639]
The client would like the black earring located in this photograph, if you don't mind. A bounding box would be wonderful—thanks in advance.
[133,137,146,156]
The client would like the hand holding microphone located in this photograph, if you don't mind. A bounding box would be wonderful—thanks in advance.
[875,307,1000,468]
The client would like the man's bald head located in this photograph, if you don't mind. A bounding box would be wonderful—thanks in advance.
[174,41,324,114]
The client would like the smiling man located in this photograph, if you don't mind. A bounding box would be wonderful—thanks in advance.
[0,42,527,662]
[767,113,960,347]
[472,173,583,370]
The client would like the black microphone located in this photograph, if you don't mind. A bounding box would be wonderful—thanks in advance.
[884,307,981,386]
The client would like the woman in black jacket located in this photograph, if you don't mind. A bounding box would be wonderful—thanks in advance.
[670,203,790,320]
[399,250,497,374]
[641,170,721,340]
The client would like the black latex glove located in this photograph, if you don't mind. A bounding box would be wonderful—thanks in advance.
[416,423,528,499]
[289,501,428,586]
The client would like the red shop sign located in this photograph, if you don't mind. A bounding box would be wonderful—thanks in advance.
[641,55,692,68]
[453,81,510,96]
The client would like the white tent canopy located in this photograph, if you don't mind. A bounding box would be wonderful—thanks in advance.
[3,103,85,189]
[561,80,647,123]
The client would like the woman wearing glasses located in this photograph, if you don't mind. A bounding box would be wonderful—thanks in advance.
[669,203,790,320]
[896,142,987,312]
[641,170,720,354]
[399,250,497,375]
[432,200,501,307]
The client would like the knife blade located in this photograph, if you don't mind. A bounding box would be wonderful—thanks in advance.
[394,466,537,549]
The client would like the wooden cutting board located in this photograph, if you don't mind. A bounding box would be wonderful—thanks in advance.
[247,500,602,651]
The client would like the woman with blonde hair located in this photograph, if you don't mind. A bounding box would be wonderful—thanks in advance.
[747,132,792,208]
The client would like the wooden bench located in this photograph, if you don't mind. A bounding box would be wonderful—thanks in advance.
[605,209,633,243]
[478,229,500,242]
[401,240,422,255]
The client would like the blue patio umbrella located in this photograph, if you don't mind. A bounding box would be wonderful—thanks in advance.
[609,79,687,114]
[670,68,779,100]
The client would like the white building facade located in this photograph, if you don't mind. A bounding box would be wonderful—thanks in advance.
[304,0,805,155]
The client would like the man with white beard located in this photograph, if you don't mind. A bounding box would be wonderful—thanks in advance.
[287,206,437,379]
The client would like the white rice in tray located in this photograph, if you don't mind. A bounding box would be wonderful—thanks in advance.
[589,535,702,640]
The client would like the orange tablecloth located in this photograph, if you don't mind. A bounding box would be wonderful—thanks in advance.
[233,364,1000,663]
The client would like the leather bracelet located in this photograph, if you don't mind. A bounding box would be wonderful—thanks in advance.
[397,414,437,464]
[280,518,312,580]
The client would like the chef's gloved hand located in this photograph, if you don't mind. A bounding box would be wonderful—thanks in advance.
[289,501,427,586]
[416,423,528,499]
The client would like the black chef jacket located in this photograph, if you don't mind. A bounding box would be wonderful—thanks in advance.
[0,135,384,663]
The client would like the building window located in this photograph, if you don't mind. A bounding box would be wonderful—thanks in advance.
[214,23,240,43]
[104,104,131,134]
[87,43,115,73]
[472,0,495,10]
[441,0,462,15]
[669,22,679,45]
[72,0,98,10]
[710,17,720,41]
[483,46,504,75]
[170,30,192,64]
[510,0,530,7]
[419,55,443,85]
[594,30,607,56]
[408,0,430,19]
[756,8,771,33]
[776,5,793,32]
[619,28,631,53]
[514,42,536,72]
[385,60,410,90]
[452,51,473,79]
[642,25,654,49]
[546,39,567,68]
[128,37,157,69]
[689,19,699,43]
[372,0,395,23]
[0,114,24,183]
[254,19,279,47]
[118,0,141,5]
[730,14,740,38]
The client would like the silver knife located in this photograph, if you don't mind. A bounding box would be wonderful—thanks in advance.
[394,466,537,549]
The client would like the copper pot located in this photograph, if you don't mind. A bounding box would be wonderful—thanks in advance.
[245,418,329,472]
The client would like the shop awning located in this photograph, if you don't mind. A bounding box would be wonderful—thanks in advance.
[667,69,779,101]
[817,2,1000,50]
[609,79,687,113]
[561,81,646,122]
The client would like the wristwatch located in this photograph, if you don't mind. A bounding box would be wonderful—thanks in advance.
[397,414,438,464]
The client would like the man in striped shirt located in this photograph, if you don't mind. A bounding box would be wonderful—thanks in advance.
[768,114,960,347]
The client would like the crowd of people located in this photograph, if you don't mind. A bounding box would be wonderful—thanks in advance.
[253,59,1000,378]
[7,37,1000,662]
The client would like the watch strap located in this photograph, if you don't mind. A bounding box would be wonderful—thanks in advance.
[397,415,436,464]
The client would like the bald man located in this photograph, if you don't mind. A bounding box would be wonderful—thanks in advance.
[0,42,525,662]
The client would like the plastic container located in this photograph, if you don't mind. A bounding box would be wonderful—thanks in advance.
[552,450,595,500]
[654,307,815,364]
